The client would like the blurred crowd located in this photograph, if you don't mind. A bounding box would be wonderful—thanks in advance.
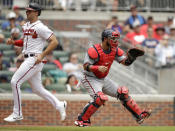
[1,3,175,93]
[106,5,175,68]
[32,0,119,11]
[28,0,175,12]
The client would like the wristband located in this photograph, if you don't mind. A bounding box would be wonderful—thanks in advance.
[14,39,23,47]
[90,65,99,73]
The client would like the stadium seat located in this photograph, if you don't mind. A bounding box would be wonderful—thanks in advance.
[3,50,16,57]
[0,44,12,50]
[0,70,13,77]
[45,83,66,92]
[0,70,13,81]
[21,82,32,93]
[59,57,69,64]
[0,20,6,25]
[0,83,11,92]
[53,51,69,59]
[21,82,30,89]
[42,64,57,74]
[3,31,11,38]
[2,57,11,62]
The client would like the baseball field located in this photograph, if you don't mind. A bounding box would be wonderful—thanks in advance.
[0,126,175,131]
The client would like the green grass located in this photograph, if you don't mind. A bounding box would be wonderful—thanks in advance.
[0,126,175,131]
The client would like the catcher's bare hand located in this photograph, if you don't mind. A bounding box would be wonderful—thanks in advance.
[6,38,14,45]
[98,66,108,73]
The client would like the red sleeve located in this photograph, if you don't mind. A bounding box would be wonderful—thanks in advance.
[14,39,23,47]
[90,65,99,73]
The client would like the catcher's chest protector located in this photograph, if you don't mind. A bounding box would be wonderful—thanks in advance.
[93,44,116,78]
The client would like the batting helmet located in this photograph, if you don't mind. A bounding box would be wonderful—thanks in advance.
[26,3,42,16]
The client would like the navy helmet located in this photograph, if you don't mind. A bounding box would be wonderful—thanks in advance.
[26,3,42,16]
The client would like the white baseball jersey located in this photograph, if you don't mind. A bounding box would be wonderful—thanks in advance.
[22,20,53,54]
[10,20,64,117]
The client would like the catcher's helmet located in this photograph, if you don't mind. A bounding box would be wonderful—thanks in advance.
[26,3,41,16]
[101,29,120,47]
[101,29,120,41]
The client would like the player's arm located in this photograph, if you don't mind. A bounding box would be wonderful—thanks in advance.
[6,38,23,47]
[35,34,58,64]
[84,62,108,73]
[40,35,58,59]
[84,63,99,72]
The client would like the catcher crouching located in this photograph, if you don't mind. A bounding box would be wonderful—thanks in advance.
[74,29,151,127]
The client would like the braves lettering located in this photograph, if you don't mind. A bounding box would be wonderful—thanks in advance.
[24,29,38,38]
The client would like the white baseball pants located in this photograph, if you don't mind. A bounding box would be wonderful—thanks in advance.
[11,56,63,116]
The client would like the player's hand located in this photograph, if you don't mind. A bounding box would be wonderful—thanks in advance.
[6,38,14,45]
[98,66,108,73]
[35,54,44,65]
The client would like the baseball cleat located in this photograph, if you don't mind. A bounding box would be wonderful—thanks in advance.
[74,119,91,127]
[4,113,23,122]
[136,109,152,124]
[60,101,67,121]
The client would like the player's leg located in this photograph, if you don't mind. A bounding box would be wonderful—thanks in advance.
[4,57,38,122]
[103,77,151,124]
[117,86,151,124]
[28,71,67,121]
[75,75,108,127]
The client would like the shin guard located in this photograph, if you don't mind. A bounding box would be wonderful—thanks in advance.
[78,92,108,121]
[117,86,142,119]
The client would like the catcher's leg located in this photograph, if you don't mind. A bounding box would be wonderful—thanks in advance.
[117,86,151,124]
[75,74,105,127]
[75,92,108,127]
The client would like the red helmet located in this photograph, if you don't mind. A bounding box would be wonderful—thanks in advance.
[101,29,120,48]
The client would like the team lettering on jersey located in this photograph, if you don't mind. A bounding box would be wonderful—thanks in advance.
[23,29,38,38]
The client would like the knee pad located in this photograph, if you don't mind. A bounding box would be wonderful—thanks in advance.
[94,92,108,106]
[117,86,129,101]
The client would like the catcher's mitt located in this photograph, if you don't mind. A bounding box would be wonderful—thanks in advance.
[128,48,145,59]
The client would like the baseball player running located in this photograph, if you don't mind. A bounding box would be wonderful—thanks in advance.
[4,3,67,122]
[74,29,151,127]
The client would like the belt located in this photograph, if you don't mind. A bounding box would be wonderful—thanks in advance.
[24,53,35,58]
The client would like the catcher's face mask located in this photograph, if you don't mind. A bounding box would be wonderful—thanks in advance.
[109,31,120,48]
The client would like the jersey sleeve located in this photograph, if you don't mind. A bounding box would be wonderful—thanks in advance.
[115,47,126,63]
[84,52,97,65]
[37,23,53,40]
